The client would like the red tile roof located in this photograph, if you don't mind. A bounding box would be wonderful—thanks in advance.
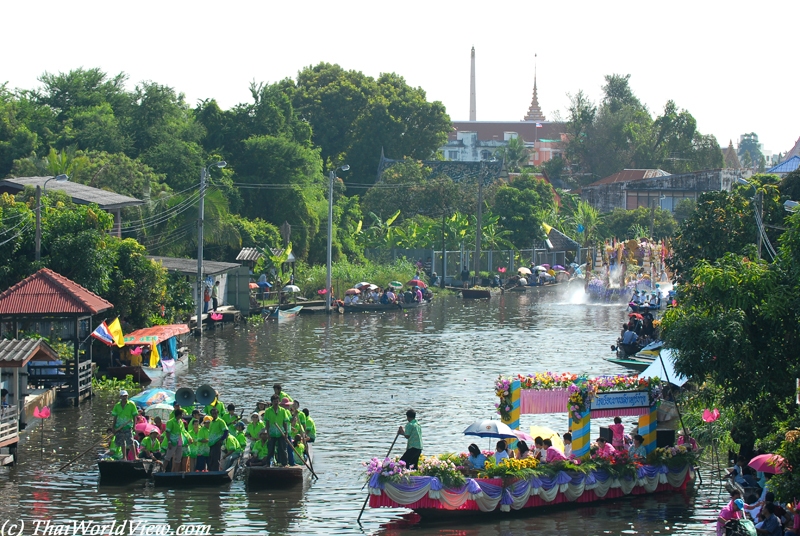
[0,268,113,316]
[585,169,670,187]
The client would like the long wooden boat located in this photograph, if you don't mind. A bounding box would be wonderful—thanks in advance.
[461,288,492,299]
[367,464,694,518]
[98,459,155,483]
[104,324,190,384]
[246,448,314,488]
[343,301,422,313]
[152,455,239,487]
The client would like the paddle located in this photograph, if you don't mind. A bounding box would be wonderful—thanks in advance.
[278,426,318,480]
[357,431,401,523]
[58,426,120,472]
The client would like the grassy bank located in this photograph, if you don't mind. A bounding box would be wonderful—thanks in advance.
[294,258,424,298]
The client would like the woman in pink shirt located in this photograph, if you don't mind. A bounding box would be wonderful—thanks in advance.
[716,497,744,536]
[595,437,616,456]
[543,438,568,462]
[609,416,625,449]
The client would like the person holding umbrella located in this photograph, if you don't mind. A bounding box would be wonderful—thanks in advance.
[398,409,422,469]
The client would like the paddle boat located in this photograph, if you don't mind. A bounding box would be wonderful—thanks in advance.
[152,453,240,487]
[105,324,190,384]
[98,459,156,483]
[246,446,314,488]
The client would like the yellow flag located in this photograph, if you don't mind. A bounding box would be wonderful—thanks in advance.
[108,318,125,348]
[542,222,553,235]
[149,344,160,369]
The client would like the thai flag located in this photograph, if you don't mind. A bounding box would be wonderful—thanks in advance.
[536,123,543,128]
[90,321,115,346]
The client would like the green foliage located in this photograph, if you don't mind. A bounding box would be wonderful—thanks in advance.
[294,258,418,298]
[493,172,555,248]
[778,168,800,201]
[737,133,763,166]
[495,136,529,172]
[93,374,140,392]
[673,198,696,222]
[602,207,676,241]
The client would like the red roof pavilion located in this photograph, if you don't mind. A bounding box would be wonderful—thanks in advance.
[0,268,112,316]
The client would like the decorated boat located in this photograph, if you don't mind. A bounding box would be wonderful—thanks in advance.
[268,306,303,321]
[106,324,190,384]
[98,459,155,483]
[152,454,239,487]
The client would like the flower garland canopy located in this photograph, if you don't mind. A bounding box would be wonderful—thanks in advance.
[496,373,661,421]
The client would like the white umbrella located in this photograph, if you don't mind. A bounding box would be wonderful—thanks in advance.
[639,349,688,387]
[518,277,528,285]
[144,403,174,422]
[463,419,518,439]
[354,282,371,289]
[282,285,301,292]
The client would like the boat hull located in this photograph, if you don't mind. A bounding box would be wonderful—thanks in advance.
[152,464,237,487]
[246,465,309,488]
[343,302,421,313]
[461,289,492,299]
[98,459,154,483]
[106,358,187,384]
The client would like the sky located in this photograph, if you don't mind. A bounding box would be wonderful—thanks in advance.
[4,0,798,158]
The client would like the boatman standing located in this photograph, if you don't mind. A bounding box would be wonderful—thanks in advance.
[111,390,138,461]
[398,409,422,469]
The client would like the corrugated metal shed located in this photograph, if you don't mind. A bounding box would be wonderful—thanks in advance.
[586,169,670,187]
[0,177,144,210]
[147,256,241,277]
[0,268,113,316]
[0,338,59,367]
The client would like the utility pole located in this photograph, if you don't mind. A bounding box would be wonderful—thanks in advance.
[196,167,206,335]
[649,199,656,239]
[756,189,763,259]
[441,212,446,289]
[473,177,484,286]
[326,169,334,314]
[35,186,41,262]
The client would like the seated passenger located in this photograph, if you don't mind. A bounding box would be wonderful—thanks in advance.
[494,440,510,463]
[466,443,488,470]
[515,440,533,459]
[544,438,568,462]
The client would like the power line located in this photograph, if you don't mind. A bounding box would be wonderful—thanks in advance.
[120,189,204,232]
[0,213,33,236]
[0,223,32,247]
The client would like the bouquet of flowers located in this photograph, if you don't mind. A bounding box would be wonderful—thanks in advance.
[495,376,514,421]
[479,456,540,480]
[363,456,411,484]
[414,455,466,488]
[519,372,579,390]
[568,381,597,422]
[591,448,640,478]
[646,445,699,468]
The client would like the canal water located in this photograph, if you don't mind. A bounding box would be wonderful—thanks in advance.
[0,289,728,535]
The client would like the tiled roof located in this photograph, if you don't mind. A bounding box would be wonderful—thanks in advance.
[547,227,580,251]
[585,169,670,187]
[0,338,59,367]
[147,256,241,277]
[0,177,144,210]
[767,155,800,174]
[123,324,189,345]
[235,248,296,263]
[0,268,113,316]
[449,121,565,144]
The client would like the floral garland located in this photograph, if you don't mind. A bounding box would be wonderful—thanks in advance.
[495,374,662,421]
[416,455,466,488]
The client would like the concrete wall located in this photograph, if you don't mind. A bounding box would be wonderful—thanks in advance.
[581,168,744,213]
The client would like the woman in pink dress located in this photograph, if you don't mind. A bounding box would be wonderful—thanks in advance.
[609,416,625,449]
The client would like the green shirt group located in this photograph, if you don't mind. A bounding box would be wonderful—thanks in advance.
[112,400,138,430]
[264,406,290,438]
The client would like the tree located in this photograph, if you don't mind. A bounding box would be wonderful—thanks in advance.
[737,133,763,167]
[673,198,696,222]
[493,173,555,248]
[495,137,529,172]
[0,84,38,177]
[779,168,800,202]
[602,207,677,241]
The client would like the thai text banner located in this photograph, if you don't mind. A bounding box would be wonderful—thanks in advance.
[590,390,649,410]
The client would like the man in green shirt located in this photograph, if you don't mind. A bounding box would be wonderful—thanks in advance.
[246,429,271,466]
[264,395,291,466]
[164,408,187,472]
[246,413,265,442]
[207,407,228,471]
[302,408,316,443]
[272,384,292,405]
[398,409,422,469]
[140,430,162,460]
[111,390,138,461]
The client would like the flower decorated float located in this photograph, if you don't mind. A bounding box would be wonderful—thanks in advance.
[365,372,696,516]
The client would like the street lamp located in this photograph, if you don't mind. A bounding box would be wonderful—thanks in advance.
[785,200,799,212]
[196,161,227,335]
[326,164,349,313]
[736,177,756,197]
[35,174,69,262]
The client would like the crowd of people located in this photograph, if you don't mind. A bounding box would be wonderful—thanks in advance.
[105,383,316,472]
[342,285,432,306]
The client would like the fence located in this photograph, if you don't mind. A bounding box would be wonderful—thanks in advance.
[364,247,592,284]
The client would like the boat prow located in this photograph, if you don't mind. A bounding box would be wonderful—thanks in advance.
[98,459,155,483]
[152,456,239,487]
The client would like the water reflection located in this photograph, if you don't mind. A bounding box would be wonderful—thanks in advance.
[1,291,725,534]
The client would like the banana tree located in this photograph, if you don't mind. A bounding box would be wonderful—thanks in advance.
[254,242,293,289]
[360,209,401,248]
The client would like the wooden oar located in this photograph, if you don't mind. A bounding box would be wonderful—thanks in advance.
[278,427,318,480]
[357,431,401,523]
[58,428,118,472]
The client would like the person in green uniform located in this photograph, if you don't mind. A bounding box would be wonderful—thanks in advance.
[272,384,292,404]
[234,421,247,449]
[186,419,200,472]
[264,395,291,466]
[246,413,265,442]
[292,434,305,464]
[222,433,241,468]
[223,404,240,433]
[164,408,187,472]
[291,400,307,430]
[207,407,228,471]
[111,390,138,461]
[398,409,423,469]
[103,428,123,460]
[204,397,228,421]
[140,429,162,460]
[302,409,316,443]
[196,417,212,471]
[247,429,270,466]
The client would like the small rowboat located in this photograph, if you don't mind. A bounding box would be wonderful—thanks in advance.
[152,454,239,487]
[246,447,314,488]
[98,459,155,483]
[461,288,492,299]
[268,306,303,321]
[606,356,653,372]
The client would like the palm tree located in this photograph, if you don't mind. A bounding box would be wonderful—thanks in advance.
[570,201,604,247]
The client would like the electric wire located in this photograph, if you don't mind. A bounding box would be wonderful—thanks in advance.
[0,213,34,236]
[0,223,32,247]
[120,189,204,232]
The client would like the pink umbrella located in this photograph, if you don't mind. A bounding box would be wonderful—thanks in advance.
[748,454,785,474]
[513,430,535,443]
[345,288,361,295]
[135,422,161,436]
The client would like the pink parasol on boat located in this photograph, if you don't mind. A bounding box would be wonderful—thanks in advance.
[135,422,161,435]
[748,453,785,474]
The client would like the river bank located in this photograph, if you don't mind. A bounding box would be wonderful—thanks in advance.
[1,291,728,535]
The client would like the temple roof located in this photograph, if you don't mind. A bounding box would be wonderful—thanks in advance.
[523,74,546,122]
[723,140,741,169]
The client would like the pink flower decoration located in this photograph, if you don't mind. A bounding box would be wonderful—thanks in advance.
[210,313,223,321]
[34,406,50,419]
[130,346,143,355]
[702,408,720,423]
[498,267,506,273]
[317,289,327,294]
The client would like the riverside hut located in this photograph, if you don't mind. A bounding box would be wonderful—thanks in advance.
[0,269,113,406]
